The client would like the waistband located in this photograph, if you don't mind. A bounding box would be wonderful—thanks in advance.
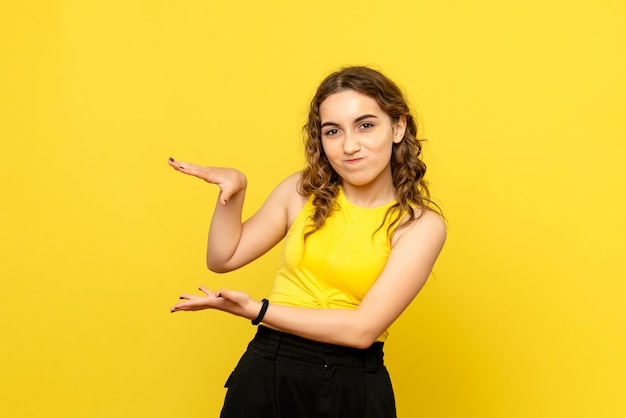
[249,326,385,372]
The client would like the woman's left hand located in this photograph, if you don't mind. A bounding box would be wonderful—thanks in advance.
[170,286,255,318]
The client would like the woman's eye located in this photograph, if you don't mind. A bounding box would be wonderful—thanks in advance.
[325,128,339,136]
[360,122,374,130]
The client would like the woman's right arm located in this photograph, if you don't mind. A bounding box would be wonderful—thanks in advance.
[168,158,300,273]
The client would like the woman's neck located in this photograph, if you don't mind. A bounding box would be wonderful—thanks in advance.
[340,176,396,208]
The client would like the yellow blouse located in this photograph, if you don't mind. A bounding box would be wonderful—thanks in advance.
[269,188,399,341]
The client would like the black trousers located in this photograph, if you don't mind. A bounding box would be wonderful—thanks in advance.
[220,326,396,418]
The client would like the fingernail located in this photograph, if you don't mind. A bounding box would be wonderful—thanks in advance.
[179,297,184,299]
[169,157,174,162]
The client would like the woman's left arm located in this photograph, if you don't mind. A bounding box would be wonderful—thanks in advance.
[171,210,446,349]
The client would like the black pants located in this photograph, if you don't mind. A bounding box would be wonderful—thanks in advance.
[220,326,396,418]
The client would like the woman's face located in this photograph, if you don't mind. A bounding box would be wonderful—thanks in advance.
[319,89,406,195]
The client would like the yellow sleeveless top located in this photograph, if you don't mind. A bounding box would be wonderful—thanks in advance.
[269,188,399,342]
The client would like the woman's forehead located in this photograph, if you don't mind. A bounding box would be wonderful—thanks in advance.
[319,90,383,121]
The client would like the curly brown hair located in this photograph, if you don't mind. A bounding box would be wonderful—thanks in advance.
[299,66,437,239]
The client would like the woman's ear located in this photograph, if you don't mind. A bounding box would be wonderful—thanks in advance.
[393,115,407,143]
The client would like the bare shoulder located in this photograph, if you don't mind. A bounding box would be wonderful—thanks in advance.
[277,171,303,189]
[271,171,303,199]
[268,172,308,224]
[391,208,447,249]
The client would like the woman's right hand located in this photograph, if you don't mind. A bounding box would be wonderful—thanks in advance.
[170,286,259,319]
[168,158,247,205]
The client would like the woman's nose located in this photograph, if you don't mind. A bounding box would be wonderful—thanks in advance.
[343,132,360,154]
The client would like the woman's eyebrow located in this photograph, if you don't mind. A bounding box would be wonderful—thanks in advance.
[321,114,379,128]
[354,114,378,123]
[321,121,340,128]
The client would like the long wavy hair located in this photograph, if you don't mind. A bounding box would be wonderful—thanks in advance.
[299,66,437,239]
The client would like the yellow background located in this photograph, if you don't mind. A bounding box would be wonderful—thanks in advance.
[1,1,625,417]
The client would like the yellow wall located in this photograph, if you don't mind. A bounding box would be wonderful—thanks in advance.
[1,1,624,417]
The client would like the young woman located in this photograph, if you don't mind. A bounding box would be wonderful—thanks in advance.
[168,66,446,417]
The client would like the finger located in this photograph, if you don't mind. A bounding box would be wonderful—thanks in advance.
[218,189,231,206]
[170,298,198,312]
[174,162,196,173]
[176,164,217,184]
[198,286,215,296]
[168,157,187,171]
[178,293,196,300]
[214,288,233,300]
[170,302,186,313]
[168,158,202,175]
